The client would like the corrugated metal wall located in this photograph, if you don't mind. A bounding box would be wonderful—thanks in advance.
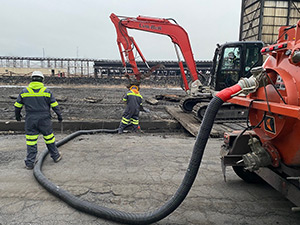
[240,0,300,45]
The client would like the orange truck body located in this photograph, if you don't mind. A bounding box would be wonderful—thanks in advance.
[229,21,300,166]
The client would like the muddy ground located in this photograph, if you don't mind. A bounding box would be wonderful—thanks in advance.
[0,76,185,124]
[1,78,300,224]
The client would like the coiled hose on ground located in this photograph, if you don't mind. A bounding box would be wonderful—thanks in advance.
[33,86,240,224]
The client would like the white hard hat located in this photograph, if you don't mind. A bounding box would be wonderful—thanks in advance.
[31,71,44,79]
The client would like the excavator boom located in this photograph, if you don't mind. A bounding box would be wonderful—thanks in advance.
[110,13,201,92]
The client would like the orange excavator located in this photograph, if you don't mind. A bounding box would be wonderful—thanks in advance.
[221,22,300,209]
[110,13,263,122]
[110,13,201,94]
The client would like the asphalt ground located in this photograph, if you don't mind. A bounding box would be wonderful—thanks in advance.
[1,132,300,225]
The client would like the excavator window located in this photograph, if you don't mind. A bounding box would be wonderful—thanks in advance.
[245,46,261,72]
[216,47,241,90]
[222,47,241,70]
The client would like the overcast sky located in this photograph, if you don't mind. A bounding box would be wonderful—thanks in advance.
[0,0,241,61]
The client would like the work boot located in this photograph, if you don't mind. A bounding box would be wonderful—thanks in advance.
[118,128,123,134]
[132,126,143,134]
[54,152,62,163]
[25,164,34,170]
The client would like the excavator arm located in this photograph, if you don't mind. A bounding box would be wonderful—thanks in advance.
[110,13,202,93]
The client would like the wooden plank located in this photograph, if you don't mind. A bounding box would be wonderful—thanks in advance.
[165,106,248,138]
[145,97,159,105]
[166,106,227,138]
[165,106,199,136]
[211,124,229,138]
[222,122,247,130]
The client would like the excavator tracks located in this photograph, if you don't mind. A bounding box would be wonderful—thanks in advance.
[192,102,248,123]
[179,94,212,112]
[179,95,248,123]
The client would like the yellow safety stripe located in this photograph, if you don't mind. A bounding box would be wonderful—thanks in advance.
[26,134,39,140]
[121,117,130,124]
[130,119,139,125]
[14,102,23,108]
[43,133,54,140]
[50,101,58,107]
[21,86,50,98]
[26,87,34,94]
[38,87,47,94]
[44,137,55,144]
[122,98,127,101]
[121,120,129,124]
[26,140,38,146]
[21,92,51,98]
[21,92,51,97]
[127,92,143,99]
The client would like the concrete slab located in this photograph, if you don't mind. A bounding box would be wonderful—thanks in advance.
[1,132,299,224]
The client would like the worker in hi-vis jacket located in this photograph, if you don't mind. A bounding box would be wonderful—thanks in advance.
[118,85,143,134]
[14,71,63,169]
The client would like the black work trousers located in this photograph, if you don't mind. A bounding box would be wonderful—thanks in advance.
[24,113,60,167]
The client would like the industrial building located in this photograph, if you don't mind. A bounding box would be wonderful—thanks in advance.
[240,0,300,44]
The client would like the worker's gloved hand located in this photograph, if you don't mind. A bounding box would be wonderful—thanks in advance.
[140,105,150,113]
[57,115,63,123]
[15,107,22,121]
[16,115,22,121]
[143,107,150,113]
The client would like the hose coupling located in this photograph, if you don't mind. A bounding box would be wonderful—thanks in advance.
[233,66,265,96]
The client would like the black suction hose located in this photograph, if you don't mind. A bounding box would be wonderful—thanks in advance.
[33,96,224,224]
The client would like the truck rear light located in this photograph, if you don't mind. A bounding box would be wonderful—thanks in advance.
[261,43,288,54]
[278,43,287,48]
[261,48,267,53]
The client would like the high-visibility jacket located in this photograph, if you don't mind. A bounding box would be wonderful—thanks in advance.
[122,89,143,113]
[119,89,143,130]
[14,81,62,118]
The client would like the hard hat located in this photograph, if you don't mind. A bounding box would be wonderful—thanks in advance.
[130,85,139,91]
[31,71,44,79]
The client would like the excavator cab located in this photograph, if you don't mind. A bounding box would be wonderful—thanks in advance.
[209,41,264,91]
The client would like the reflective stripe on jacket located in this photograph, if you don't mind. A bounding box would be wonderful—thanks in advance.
[123,89,143,111]
[14,82,59,114]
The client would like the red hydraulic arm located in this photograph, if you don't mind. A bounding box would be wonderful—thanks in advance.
[110,13,201,91]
